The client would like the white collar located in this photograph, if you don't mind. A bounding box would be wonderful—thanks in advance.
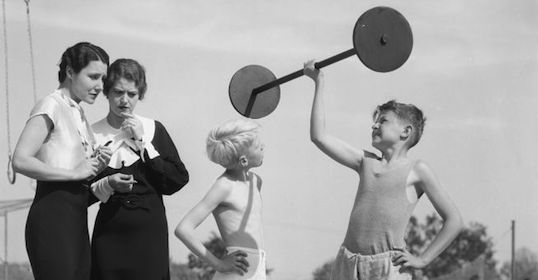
[92,115,159,168]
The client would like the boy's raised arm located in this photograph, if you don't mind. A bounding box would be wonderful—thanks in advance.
[393,161,463,268]
[304,60,363,171]
[174,182,249,275]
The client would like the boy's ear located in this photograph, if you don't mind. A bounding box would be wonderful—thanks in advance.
[401,125,413,141]
[239,155,248,168]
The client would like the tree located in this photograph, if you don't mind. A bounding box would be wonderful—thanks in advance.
[0,262,34,280]
[405,213,500,279]
[500,247,538,280]
[169,261,199,280]
[311,213,503,280]
[312,258,334,280]
[185,233,227,280]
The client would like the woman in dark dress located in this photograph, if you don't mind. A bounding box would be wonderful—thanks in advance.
[12,42,112,280]
[89,58,189,280]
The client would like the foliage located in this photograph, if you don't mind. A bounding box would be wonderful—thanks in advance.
[500,247,538,280]
[174,233,272,280]
[405,213,500,279]
[312,258,334,280]
[169,261,199,280]
[311,213,502,280]
[0,262,34,280]
[184,233,227,280]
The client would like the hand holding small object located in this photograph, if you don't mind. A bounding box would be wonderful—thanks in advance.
[120,112,144,141]
[108,173,137,193]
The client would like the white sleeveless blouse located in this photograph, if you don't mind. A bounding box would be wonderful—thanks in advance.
[29,89,95,170]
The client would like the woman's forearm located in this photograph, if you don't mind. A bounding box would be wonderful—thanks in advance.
[13,156,75,181]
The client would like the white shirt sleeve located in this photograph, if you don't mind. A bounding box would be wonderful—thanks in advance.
[90,176,114,203]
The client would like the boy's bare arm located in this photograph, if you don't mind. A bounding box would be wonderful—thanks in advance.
[304,60,364,171]
[174,181,249,275]
[393,161,463,268]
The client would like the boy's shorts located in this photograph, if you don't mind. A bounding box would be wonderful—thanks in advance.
[330,246,412,280]
[212,246,266,280]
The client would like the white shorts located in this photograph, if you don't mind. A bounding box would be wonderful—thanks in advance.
[212,246,267,280]
[330,246,412,280]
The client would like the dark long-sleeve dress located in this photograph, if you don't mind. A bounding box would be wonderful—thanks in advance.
[89,116,189,280]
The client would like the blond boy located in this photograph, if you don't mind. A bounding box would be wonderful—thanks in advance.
[175,119,266,280]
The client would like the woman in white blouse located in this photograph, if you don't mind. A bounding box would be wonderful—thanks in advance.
[12,42,112,280]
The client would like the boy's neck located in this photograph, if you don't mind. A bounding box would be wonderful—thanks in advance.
[224,168,249,181]
[380,145,409,164]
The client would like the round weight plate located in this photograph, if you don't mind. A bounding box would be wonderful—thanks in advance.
[353,6,413,72]
[229,65,281,119]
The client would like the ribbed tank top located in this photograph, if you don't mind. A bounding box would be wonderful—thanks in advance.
[342,153,417,255]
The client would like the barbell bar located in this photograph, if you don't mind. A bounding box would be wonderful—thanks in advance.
[229,6,413,119]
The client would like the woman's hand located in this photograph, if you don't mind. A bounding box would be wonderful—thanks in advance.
[121,113,144,141]
[93,145,112,173]
[108,173,137,193]
[73,158,100,181]
[216,250,249,275]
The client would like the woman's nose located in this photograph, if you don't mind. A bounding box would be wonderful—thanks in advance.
[96,80,104,92]
[372,123,379,130]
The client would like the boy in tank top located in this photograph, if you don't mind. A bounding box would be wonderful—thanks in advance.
[304,60,463,279]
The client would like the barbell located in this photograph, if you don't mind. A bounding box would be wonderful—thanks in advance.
[228,6,413,119]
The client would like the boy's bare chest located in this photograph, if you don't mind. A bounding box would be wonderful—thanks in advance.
[221,185,263,213]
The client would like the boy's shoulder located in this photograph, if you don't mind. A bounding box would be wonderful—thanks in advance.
[409,159,436,180]
[206,174,237,199]
[363,150,381,159]
[212,174,237,190]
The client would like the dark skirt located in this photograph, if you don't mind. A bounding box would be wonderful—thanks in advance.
[90,192,170,280]
[26,180,91,280]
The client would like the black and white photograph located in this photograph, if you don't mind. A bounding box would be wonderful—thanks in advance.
[1,1,537,279]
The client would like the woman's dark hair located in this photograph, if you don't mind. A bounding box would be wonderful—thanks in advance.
[58,42,109,83]
[104,58,147,100]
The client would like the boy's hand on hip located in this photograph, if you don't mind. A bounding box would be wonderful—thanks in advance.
[392,250,427,269]
[217,250,249,275]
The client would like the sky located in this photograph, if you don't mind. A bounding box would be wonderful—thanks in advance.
[0,0,537,279]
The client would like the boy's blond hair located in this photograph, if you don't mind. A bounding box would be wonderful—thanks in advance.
[206,119,260,168]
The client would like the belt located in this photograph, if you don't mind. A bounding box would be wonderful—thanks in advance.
[108,193,153,211]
